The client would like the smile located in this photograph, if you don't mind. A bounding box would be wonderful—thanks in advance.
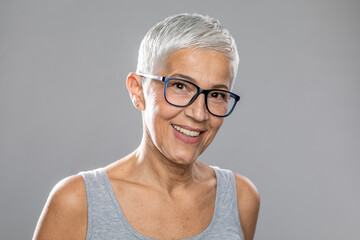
[171,124,201,137]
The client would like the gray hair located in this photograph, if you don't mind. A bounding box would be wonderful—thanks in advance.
[136,13,239,86]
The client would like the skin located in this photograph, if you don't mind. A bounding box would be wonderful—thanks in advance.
[33,48,260,240]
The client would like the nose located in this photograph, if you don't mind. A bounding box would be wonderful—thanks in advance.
[184,93,210,121]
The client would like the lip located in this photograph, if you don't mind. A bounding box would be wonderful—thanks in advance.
[171,124,205,144]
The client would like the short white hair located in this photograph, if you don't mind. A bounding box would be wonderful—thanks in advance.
[136,13,239,86]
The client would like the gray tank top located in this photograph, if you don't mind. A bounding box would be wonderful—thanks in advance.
[80,166,243,240]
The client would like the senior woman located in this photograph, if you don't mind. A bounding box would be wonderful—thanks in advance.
[33,13,260,240]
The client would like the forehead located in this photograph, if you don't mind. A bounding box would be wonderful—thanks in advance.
[159,48,232,89]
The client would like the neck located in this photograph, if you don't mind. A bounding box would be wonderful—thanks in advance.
[132,131,200,194]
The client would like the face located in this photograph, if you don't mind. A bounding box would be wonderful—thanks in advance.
[142,48,232,165]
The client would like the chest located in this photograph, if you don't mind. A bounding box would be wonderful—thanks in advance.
[112,184,216,239]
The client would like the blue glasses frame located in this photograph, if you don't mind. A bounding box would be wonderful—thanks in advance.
[138,73,240,117]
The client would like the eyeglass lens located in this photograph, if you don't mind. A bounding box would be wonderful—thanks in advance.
[165,79,236,116]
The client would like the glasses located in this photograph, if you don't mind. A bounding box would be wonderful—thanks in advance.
[138,73,240,117]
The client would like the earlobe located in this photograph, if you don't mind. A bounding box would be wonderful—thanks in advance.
[126,72,145,110]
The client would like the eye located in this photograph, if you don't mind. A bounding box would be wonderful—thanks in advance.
[174,82,185,89]
[169,80,190,91]
[209,91,231,103]
[210,92,226,99]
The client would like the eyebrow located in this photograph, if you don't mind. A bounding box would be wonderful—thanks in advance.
[170,73,230,91]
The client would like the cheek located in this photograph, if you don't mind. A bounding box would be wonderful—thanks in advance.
[143,90,161,134]
[210,117,224,131]
[144,84,161,109]
[200,118,223,154]
[143,87,179,136]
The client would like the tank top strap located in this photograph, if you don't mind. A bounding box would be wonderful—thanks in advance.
[211,166,238,205]
[208,166,243,239]
[80,168,130,240]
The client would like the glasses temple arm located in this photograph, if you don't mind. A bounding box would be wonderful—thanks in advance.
[136,73,165,81]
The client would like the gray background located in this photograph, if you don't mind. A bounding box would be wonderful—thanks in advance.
[1,0,359,239]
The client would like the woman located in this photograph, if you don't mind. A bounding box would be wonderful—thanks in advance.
[33,13,260,240]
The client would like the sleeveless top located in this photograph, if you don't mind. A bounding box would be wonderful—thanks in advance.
[80,166,243,240]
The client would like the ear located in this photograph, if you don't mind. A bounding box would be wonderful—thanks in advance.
[126,72,145,110]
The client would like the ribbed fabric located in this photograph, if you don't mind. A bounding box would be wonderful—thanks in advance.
[80,166,242,240]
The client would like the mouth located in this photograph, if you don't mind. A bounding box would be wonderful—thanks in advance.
[171,124,203,138]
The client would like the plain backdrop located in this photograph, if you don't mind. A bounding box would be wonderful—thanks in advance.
[1,0,359,239]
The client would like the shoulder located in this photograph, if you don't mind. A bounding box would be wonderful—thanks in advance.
[233,173,260,205]
[48,174,87,213]
[33,174,87,240]
[233,173,260,240]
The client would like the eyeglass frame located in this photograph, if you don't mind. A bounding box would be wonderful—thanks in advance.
[137,73,240,117]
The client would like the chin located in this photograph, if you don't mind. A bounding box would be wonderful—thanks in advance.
[165,148,201,166]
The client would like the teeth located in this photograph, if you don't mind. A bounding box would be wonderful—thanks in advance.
[172,125,201,137]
